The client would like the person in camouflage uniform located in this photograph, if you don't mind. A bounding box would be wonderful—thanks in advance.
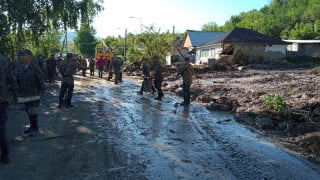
[177,57,195,106]
[16,49,46,137]
[46,54,57,84]
[113,56,123,85]
[151,56,164,101]
[137,57,150,95]
[0,54,18,164]
[89,57,95,76]
[58,53,78,108]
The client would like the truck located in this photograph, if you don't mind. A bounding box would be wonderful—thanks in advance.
[95,40,114,60]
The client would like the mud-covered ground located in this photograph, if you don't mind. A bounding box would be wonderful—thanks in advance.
[163,64,320,162]
[1,71,320,179]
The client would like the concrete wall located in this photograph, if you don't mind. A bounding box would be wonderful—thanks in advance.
[233,43,286,62]
[297,44,320,57]
[196,43,286,65]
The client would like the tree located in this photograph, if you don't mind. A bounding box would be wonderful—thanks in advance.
[201,0,320,40]
[0,0,103,59]
[202,22,222,32]
[74,25,97,56]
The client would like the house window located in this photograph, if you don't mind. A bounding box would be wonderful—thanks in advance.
[200,49,209,57]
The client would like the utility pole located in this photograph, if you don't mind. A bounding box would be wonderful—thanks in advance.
[172,26,175,63]
[124,28,127,62]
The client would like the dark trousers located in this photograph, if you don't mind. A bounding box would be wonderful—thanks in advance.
[114,71,120,84]
[0,102,9,160]
[140,77,149,93]
[82,68,87,77]
[108,72,113,81]
[59,82,74,106]
[183,84,191,105]
[98,67,104,78]
[90,67,94,76]
[154,79,164,98]
[48,69,56,83]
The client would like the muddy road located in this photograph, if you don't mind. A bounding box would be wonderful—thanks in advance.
[1,75,320,179]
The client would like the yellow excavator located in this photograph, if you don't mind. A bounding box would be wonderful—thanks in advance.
[95,40,114,60]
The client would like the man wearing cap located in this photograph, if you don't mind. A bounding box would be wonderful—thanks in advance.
[151,56,164,101]
[16,49,46,137]
[177,57,195,106]
[58,53,78,108]
[113,56,123,85]
[0,54,18,164]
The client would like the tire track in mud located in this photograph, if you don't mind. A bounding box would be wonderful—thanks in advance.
[191,116,266,180]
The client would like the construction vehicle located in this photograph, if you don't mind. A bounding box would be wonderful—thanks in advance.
[95,40,114,60]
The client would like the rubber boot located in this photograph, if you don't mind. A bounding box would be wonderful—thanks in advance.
[66,99,74,108]
[28,115,39,137]
[24,118,33,134]
[119,72,123,82]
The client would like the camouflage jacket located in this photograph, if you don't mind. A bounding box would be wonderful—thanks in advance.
[16,61,45,97]
[178,62,195,85]
[141,63,150,77]
[46,58,57,70]
[0,54,18,102]
[151,60,163,81]
[59,59,78,84]
[113,59,123,73]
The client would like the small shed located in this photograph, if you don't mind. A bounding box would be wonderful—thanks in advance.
[196,28,288,65]
[284,40,320,58]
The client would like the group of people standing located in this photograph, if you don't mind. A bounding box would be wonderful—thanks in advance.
[0,50,81,164]
[0,49,195,165]
[137,56,194,104]
[95,56,124,84]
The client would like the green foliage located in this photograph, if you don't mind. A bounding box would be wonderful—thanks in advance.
[102,25,175,64]
[262,94,287,112]
[262,94,292,127]
[74,24,97,56]
[202,0,320,40]
[0,0,103,59]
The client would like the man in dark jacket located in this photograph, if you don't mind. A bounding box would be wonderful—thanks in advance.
[16,49,46,137]
[151,56,164,101]
[46,54,57,84]
[0,54,18,164]
[137,58,150,95]
[58,53,78,108]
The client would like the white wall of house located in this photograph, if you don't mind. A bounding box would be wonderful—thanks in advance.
[196,44,222,65]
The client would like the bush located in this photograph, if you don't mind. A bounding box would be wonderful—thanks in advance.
[261,93,292,127]
[261,94,287,112]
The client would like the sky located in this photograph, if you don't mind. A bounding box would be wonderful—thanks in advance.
[92,0,271,38]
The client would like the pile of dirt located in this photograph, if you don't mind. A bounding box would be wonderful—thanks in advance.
[163,66,320,162]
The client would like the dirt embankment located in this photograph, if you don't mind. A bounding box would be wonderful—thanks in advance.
[162,64,320,162]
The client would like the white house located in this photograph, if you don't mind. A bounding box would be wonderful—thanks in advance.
[196,28,288,65]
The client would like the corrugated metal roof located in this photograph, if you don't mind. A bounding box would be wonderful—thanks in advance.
[186,30,225,47]
[201,28,286,47]
[284,40,320,44]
